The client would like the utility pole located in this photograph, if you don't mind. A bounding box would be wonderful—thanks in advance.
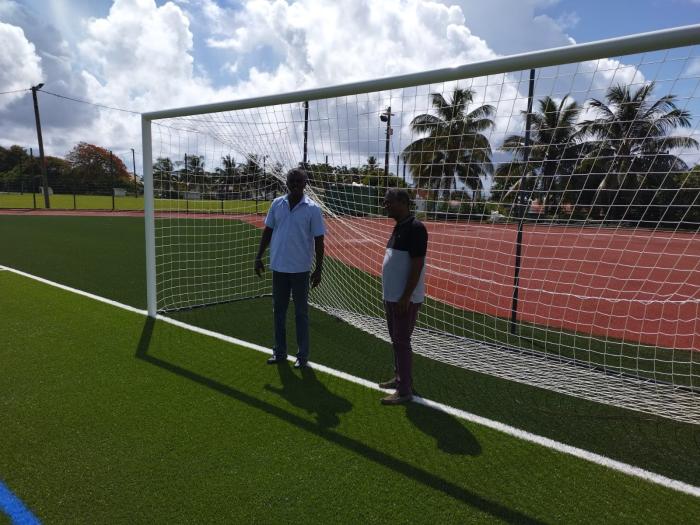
[110,150,115,211]
[31,83,50,208]
[131,148,138,197]
[396,154,400,186]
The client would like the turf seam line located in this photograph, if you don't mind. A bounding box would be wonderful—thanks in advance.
[3,264,699,499]
[0,479,41,525]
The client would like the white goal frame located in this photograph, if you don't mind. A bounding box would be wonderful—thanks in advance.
[140,24,700,423]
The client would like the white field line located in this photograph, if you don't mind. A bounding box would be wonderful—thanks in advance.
[2,264,699,499]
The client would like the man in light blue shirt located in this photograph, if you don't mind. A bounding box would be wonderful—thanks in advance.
[254,168,326,368]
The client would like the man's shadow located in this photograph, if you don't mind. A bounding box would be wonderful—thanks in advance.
[406,402,481,456]
[265,362,353,428]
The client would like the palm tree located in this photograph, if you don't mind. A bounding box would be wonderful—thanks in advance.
[153,156,176,197]
[402,88,495,203]
[577,82,698,220]
[215,155,237,199]
[221,155,236,176]
[494,95,584,216]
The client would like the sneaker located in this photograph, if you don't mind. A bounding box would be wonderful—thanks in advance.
[378,379,398,389]
[266,355,287,364]
[293,358,308,369]
[380,392,413,405]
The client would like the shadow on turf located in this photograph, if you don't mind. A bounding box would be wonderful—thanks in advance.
[135,317,544,524]
[406,402,481,456]
[265,363,352,428]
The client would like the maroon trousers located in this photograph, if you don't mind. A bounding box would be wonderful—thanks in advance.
[384,301,421,396]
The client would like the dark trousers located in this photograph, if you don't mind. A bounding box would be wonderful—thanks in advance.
[272,271,310,361]
[384,301,421,395]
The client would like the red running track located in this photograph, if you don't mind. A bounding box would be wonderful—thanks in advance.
[319,217,700,351]
[5,209,698,350]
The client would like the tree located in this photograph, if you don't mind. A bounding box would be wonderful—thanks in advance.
[646,164,700,227]
[494,95,584,215]
[402,88,495,202]
[577,82,698,221]
[153,157,175,197]
[213,155,238,199]
[0,145,29,173]
[66,142,131,194]
[360,156,388,187]
[0,145,68,193]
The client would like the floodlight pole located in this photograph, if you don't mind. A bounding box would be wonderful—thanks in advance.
[303,100,309,166]
[31,83,50,208]
[381,106,393,178]
[509,69,536,336]
[185,153,189,213]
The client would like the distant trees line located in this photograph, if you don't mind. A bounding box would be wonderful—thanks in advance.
[0,142,135,196]
[1,80,698,226]
[401,82,699,227]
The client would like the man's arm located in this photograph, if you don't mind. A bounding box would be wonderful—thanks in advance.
[311,235,325,288]
[398,256,425,312]
[254,226,273,277]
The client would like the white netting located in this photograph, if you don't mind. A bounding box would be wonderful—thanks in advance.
[147,42,700,423]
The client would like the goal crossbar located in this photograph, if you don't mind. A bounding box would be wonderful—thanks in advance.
[142,24,700,121]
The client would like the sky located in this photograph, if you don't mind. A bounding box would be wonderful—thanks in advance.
[1,0,699,173]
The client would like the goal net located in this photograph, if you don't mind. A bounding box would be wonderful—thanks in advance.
[142,27,700,424]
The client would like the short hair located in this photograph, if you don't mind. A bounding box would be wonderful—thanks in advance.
[286,168,308,181]
[385,188,411,207]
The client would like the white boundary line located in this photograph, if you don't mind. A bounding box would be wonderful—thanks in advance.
[2,264,699,499]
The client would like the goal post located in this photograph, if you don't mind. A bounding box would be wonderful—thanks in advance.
[141,24,700,423]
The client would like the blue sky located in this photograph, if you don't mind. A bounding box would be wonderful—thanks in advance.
[1,0,699,169]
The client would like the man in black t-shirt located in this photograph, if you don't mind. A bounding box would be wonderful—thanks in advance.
[379,189,428,405]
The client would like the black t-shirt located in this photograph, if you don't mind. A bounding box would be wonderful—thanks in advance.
[382,216,428,302]
[386,216,428,256]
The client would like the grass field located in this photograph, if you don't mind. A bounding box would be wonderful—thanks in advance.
[1,213,699,522]
[2,271,699,523]
[0,193,271,214]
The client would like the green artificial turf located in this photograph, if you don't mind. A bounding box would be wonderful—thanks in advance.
[1,214,699,488]
[1,271,698,523]
[0,215,147,307]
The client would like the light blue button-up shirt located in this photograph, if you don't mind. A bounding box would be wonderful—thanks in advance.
[264,194,326,273]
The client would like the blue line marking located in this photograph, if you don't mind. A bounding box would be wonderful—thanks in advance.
[0,479,41,525]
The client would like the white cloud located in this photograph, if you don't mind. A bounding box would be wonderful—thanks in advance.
[207,0,495,96]
[0,22,42,109]
[455,0,573,55]
[4,0,685,175]
[65,0,240,160]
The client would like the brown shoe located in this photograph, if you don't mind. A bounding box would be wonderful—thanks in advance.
[378,379,397,389]
[380,392,413,405]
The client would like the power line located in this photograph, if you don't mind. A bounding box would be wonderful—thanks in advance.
[0,88,29,95]
[39,89,141,115]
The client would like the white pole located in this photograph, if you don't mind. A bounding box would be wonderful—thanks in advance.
[142,24,700,120]
[142,117,157,317]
